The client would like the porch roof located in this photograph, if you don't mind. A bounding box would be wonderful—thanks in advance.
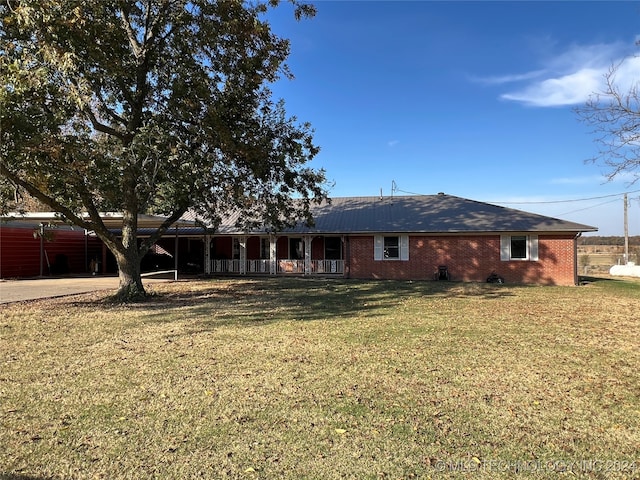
[2,212,199,230]
[216,194,597,235]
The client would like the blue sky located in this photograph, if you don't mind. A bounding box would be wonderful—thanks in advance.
[266,1,640,236]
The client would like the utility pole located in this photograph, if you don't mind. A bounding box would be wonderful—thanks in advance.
[623,193,629,265]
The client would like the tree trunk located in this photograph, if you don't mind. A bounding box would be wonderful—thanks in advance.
[112,206,147,301]
[114,248,146,301]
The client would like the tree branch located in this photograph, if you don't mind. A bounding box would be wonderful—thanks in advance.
[0,161,89,229]
[118,3,143,59]
[83,105,126,139]
[94,88,128,128]
[0,161,125,250]
[140,205,189,256]
[75,179,121,248]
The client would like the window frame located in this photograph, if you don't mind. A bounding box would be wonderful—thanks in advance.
[500,234,538,261]
[374,235,409,261]
[289,237,304,260]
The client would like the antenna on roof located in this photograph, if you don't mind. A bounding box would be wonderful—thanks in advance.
[391,180,397,198]
[379,188,383,200]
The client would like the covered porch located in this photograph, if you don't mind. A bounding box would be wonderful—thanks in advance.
[207,234,345,276]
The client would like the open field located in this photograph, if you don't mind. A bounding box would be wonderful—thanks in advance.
[1,277,639,479]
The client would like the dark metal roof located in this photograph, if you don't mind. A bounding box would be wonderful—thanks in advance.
[4,194,597,236]
[216,194,597,235]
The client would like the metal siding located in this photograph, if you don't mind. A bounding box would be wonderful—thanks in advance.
[0,226,41,277]
[1,226,101,278]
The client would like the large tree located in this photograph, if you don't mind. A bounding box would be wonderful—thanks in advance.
[577,59,640,184]
[0,0,326,300]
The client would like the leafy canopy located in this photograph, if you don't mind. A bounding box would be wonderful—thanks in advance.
[0,0,326,232]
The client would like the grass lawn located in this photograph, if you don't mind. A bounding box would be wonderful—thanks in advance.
[1,277,638,479]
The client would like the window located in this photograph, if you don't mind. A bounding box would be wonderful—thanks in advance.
[232,238,240,260]
[510,236,527,259]
[260,238,270,259]
[384,236,399,259]
[501,235,538,261]
[374,235,409,261]
[324,237,342,260]
[289,238,304,260]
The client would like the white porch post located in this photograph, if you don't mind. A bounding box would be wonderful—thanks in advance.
[269,235,277,275]
[204,235,211,274]
[304,235,312,275]
[239,235,247,275]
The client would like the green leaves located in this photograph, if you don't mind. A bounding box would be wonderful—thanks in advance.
[1,0,326,298]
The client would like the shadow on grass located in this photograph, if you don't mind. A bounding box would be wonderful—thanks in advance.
[578,275,640,294]
[121,277,518,331]
[578,275,618,284]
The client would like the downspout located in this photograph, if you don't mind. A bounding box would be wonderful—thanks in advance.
[574,232,582,285]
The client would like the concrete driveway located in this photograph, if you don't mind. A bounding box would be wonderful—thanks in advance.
[0,276,172,304]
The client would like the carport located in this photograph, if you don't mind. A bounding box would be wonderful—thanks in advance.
[1,212,204,279]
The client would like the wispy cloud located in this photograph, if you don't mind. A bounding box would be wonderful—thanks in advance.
[548,175,608,185]
[481,40,640,107]
[501,68,602,107]
[387,140,399,147]
[472,69,547,86]
[548,172,639,186]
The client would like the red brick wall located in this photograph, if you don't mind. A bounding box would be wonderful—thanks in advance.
[346,234,578,286]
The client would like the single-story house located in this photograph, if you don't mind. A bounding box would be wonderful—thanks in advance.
[206,193,597,286]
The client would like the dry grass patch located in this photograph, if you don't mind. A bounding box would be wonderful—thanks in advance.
[1,277,639,479]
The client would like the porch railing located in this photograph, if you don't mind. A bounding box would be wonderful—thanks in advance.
[311,259,344,274]
[212,259,243,273]
[277,259,305,274]
[247,259,271,273]
[210,259,344,275]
